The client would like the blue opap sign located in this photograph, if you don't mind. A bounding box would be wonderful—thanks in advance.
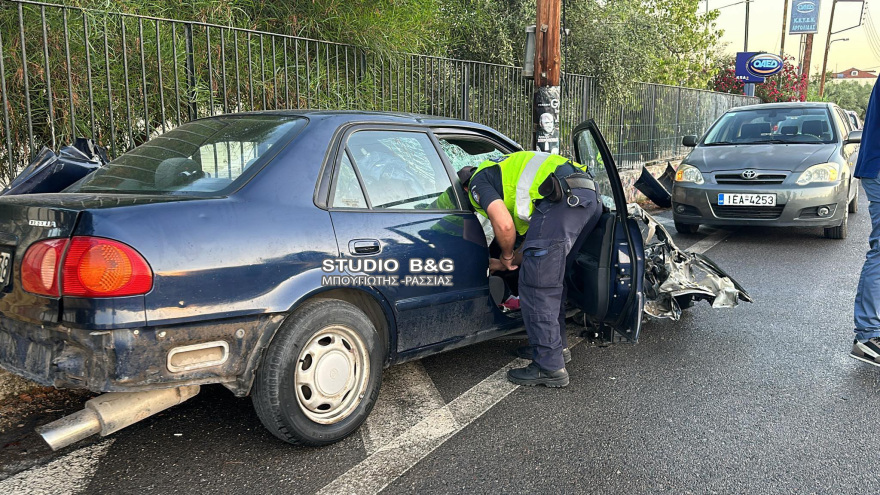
[790,0,820,34]
[747,53,784,78]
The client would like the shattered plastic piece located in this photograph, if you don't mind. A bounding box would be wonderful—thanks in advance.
[628,204,752,320]
[2,138,107,195]
[633,166,672,208]
[657,162,675,193]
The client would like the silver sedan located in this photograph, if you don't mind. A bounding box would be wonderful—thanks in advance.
[672,102,862,239]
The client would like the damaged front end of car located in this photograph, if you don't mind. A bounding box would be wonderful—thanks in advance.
[629,204,753,321]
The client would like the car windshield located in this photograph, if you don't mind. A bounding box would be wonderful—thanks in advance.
[703,107,836,145]
[67,116,306,195]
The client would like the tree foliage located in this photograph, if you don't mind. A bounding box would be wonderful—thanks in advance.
[807,77,875,119]
[47,0,724,95]
[710,56,807,103]
[441,0,722,98]
[47,0,448,56]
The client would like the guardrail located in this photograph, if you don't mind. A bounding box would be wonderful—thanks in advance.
[0,0,759,183]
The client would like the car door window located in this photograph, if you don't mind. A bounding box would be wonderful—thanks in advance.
[438,138,506,172]
[574,130,617,212]
[331,153,368,208]
[346,130,454,210]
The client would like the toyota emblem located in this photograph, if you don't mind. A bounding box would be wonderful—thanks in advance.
[741,169,758,179]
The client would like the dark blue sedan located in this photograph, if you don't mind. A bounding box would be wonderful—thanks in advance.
[0,111,746,448]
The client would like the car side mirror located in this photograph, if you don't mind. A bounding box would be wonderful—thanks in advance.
[846,130,862,144]
[682,135,698,147]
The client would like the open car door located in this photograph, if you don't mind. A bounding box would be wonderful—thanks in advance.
[566,120,645,342]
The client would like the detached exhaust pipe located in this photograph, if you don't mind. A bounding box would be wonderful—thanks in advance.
[36,385,200,451]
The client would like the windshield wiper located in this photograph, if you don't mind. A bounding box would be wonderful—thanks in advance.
[705,141,736,146]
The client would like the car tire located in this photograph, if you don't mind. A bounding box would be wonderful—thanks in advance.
[824,209,848,240]
[849,192,858,214]
[252,298,385,446]
[674,221,700,234]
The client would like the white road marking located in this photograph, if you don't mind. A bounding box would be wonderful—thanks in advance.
[685,228,735,254]
[0,440,114,495]
[318,358,528,495]
[320,335,583,495]
[360,361,446,454]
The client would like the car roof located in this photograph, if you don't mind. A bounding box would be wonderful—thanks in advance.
[188,110,521,148]
[726,101,836,113]
[194,109,480,127]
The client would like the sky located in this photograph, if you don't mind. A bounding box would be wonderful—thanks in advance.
[707,0,880,74]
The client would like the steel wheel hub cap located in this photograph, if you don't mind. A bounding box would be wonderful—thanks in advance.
[294,325,369,424]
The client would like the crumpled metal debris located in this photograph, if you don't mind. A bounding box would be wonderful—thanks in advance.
[629,204,753,320]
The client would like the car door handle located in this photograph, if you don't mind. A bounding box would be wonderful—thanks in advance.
[350,239,381,255]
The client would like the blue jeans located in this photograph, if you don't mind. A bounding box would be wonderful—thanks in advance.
[855,177,880,341]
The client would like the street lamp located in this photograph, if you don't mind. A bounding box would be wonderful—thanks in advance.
[819,37,850,96]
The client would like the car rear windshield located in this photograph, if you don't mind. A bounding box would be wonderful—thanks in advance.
[703,107,836,145]
[67,116,305,195]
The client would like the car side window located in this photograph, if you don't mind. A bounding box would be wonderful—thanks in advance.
[438,138,506,172]
[345,130,455,210]
[332,153,368,208]
[834,108,852,135]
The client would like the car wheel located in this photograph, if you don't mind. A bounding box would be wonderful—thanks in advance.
[849,192,858,214]
[674,221,700,234]
[252,298,384,446]
[824,209,848,239]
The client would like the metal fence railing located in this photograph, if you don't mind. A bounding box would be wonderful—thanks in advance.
[0,0,759,184]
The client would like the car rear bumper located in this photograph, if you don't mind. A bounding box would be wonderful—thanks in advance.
[671,180,849,227]
[0,313,284,396]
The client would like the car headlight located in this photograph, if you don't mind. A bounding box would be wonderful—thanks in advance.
[796,163,839,185]
[675,164,704,185]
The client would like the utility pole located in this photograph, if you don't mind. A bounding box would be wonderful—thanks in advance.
[744,0,750,51]
[802,33,814,96]
[780,0,789,56]
[532,0,562,154]
[819,0,839,97]
[743,0,754,96]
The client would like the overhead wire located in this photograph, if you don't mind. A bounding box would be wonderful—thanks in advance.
[864,6,880,61]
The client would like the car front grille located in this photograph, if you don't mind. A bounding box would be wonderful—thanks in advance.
[712,204,785,219]
[715,173,787,185]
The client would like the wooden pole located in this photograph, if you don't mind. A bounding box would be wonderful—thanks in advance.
[532,0,562,153]
[819,0,838,97]
[781,0,789,56]
[802,33,814,97]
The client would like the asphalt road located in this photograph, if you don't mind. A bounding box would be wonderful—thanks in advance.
[2,189,878,494]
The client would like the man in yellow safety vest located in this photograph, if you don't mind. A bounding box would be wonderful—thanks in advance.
[459,151,602,387]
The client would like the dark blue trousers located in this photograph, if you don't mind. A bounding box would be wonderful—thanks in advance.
[519,188,602,371]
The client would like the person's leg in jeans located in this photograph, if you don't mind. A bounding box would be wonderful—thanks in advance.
[854,177,880,340]
[852,178,880,364]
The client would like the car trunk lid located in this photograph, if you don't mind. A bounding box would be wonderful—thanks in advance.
[0,193,192,324]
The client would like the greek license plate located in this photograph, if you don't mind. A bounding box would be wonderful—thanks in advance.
[0,251,11,288]
[717,193,776,206]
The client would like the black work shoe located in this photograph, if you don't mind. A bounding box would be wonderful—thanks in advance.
[850,338,880,367]
[514,345,571,364]
[507,362,569,388]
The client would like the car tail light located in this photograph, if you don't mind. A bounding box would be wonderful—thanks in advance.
[21,237,152,298]
[21,239,67,296]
